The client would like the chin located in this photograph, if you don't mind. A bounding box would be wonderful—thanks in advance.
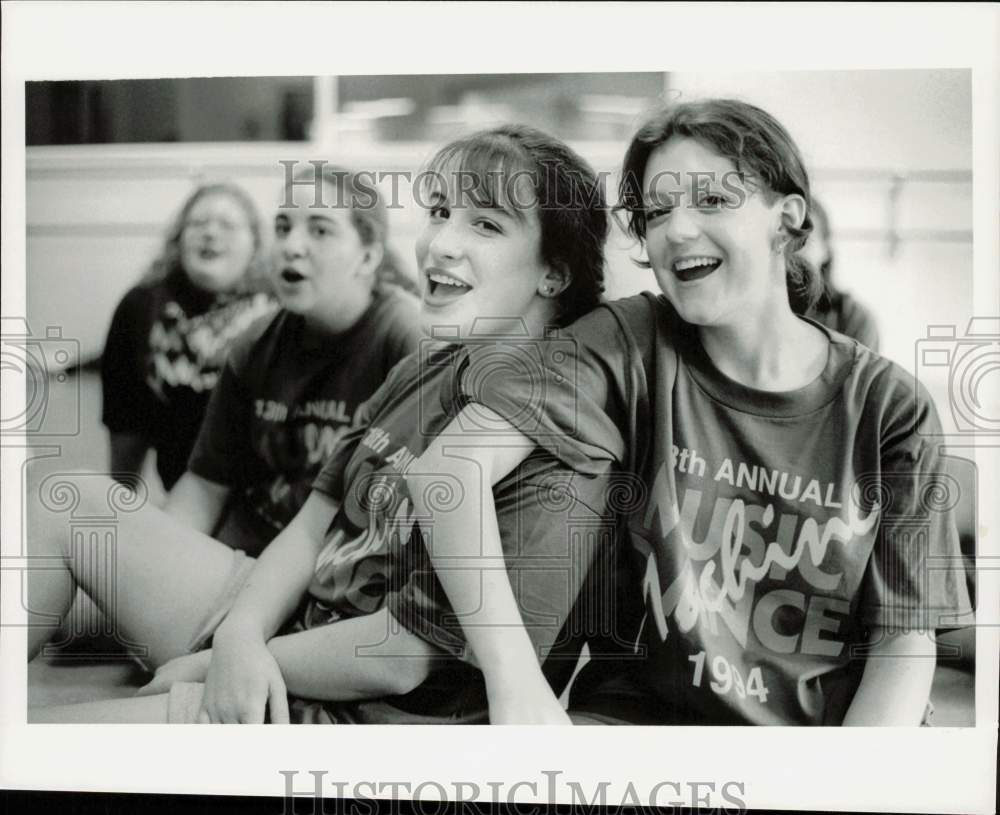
[188,271,237,293]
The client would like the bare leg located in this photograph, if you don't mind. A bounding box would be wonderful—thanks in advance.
[28,693,170,723]
[27,473,248,667]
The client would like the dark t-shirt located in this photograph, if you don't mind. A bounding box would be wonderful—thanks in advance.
[460,292,972,725]
[100,271,276,489]
[188,288,422,553]
[305,341,615,721]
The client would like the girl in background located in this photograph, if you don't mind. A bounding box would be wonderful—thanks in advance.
[415,99,971,725]
[100,182,275,492]
[164,167,422,555]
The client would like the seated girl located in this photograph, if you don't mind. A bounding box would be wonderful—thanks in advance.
[27,124,611,724]
[100,182,276,493]
[414,98,973,726]
[164,166,422,555]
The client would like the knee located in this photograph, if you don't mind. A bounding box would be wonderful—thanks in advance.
[29,471,139,558]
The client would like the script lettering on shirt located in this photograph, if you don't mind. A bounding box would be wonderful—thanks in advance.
[638,452,880,658]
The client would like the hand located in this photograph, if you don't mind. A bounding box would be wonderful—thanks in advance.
[136,650,212,697]
[486,678,572,725]
[199,628,290,724]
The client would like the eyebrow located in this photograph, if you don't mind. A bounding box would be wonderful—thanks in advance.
[274,213,338,226]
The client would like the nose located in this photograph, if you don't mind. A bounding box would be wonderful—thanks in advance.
[280,224,307,259]
[425,218,465,264]
[662,206,701,245]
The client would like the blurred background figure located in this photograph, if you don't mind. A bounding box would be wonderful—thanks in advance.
[800,197,880,350]
[100,183,276,493]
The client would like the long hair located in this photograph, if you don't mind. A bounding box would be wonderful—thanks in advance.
[142,182,269,294]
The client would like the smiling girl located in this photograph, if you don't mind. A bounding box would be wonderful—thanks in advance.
[101,183,275,492]
[28,125,612,725]
[415,99,972,725]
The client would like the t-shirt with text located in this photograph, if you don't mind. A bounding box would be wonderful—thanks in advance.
[306,341,615,721]
[188,288,421,553]
[460,292,973,725]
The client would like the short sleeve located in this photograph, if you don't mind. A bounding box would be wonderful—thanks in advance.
[387,460,616,666]
[456,306,635,474]
[860,383,974,630]
[100,286,160,435]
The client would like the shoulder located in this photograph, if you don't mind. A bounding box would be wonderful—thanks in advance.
[226,308,289,372]
[564,292,659,347]
[846,342,943,449]
[112,278,166,318]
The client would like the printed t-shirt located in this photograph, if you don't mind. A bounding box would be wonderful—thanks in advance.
[305,340,615,721]
[100,271,276,489]
[459,292,973,725]
[188,288,421,553]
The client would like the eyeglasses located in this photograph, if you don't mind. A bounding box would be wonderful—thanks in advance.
[184,217,243,233]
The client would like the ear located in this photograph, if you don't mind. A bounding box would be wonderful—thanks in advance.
[537,261,570,298]
[357,242,384,278]
[777,193,807,233]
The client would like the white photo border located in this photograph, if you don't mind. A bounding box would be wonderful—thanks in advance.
[2,3,998,814]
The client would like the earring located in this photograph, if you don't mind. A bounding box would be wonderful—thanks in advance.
[772,229,789,255]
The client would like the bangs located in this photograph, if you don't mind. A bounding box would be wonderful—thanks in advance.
[422,134,537,219]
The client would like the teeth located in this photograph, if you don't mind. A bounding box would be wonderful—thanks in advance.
[673,256,719,271]
[428,272,470,288]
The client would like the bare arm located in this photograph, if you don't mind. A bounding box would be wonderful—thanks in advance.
[267,607,439,701]
[220,491,338,641]
[108,431,149,484]
[407,405,568,723]
[163,471,231,535]
[842,628,937,725]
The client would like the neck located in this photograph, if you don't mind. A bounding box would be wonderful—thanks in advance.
[698,296,826,392]
[304,289,375,335]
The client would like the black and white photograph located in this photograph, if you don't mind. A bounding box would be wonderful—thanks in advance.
[2,3,997,813]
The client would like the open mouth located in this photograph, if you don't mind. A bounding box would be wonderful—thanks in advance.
[281,268,307,284]
[671,256,722,283]
[425,270,473,302]
[198,247,222,261]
